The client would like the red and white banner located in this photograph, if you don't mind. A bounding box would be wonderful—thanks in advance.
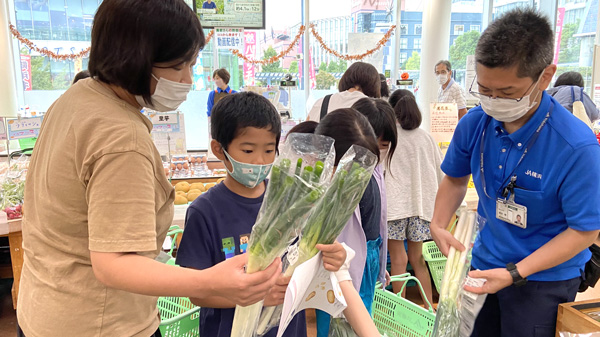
[553,8,565,64]
[243,31,256,85]
[298,39,316,89]
[20,55,32,91]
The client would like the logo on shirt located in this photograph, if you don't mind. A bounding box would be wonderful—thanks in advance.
[240,234,250,253]
[525,170,542,180]
[222,237,236,259]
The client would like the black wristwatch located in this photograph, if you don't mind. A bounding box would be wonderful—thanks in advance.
[506,263,527,287]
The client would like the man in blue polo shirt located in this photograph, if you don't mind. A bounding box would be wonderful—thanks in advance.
[430,8,600,337]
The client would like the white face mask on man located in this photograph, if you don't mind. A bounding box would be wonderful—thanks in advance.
[136,74,192,112]
[437,74,449,86]
[479,75,542,123]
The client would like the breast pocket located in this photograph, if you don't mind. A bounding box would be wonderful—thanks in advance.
[513,188,546,226]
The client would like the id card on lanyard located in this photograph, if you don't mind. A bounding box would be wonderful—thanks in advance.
[479,103,553,229]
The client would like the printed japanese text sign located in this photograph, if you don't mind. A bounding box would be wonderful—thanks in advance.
[7,117,43,140]
[430,103,458,144]
[216,28,245,50]
[149,113,180,133]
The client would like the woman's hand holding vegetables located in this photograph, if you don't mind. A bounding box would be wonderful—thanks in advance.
[430,224,465,257]
[264,274,291,307]
[464,268,512,294]
[210,254,281,306]
[317,241,347,272]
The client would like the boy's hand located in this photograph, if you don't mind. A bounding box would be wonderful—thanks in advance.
[264,274,291,307]
[209,254,281,307]
[317,241,347,272]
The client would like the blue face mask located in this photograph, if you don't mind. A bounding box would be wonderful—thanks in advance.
[222,149,273,188]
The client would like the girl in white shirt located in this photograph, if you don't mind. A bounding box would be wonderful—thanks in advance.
[386,91,444,308]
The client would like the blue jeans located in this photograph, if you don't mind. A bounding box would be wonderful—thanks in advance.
[316,237,381,337]
[470,277,580,337]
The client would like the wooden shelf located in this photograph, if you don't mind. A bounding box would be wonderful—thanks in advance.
[170,176,225,185]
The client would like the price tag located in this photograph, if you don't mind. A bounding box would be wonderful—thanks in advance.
[149,113,180,133]
[0,119,7,141]
[7,116,43,140]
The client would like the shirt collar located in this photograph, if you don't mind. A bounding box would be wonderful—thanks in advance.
[217,86,231,93]
[491,91,551,149]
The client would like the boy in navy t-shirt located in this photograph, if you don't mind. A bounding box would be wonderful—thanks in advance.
[176,92,345,337]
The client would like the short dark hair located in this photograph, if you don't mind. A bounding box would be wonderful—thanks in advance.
[388,89,415,109]
[213,68,231,84]
[211,91,281,151]
[435,60,452,73]
[379,74,390,98]
[89,0,204,105]
[72,70,90,84]
[315,108,380,166]
[287,121,318,135]
[338,62,381,98]
[554,71,584,88]
[351,98,397,169]
[394,96,422,131]
[475,8,553,79]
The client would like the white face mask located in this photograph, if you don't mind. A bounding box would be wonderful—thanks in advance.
[136,74,192,112]
[437,74,448,86]
[479,77,542,123]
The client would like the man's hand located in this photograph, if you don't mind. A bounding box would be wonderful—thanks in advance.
[430,225,465,257]
[464,268,513,294]
[208,254,281,306]
[317,241,347,272]
[264,274,291,307]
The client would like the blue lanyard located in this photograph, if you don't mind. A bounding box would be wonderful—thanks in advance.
[479,102,554,199]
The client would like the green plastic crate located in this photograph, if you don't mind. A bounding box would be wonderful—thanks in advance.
[157,226,201,337]
[158,296,200,337]
[373,274,436,337]
[422,241,446,294]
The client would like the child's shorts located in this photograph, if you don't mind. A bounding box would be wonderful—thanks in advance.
[388,216,432,242]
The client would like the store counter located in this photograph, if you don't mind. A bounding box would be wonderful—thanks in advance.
[1,219,22,309]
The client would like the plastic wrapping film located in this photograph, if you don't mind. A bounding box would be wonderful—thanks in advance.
[230,133,336,337]
[1,154,28,219]
[432,210,486,337]
[256,145,378,336]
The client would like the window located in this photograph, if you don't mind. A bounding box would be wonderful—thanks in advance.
[399,52,408,65]
[454,25,464,35]
[414,24,422,35]
[400,38,408,49]
[400,24,408,35]
[470,25,480,32]
[413,38,421,50]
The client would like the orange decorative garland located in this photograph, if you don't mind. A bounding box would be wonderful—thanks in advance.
[9,24,90,60]
[230,25,305,65]
[205,29,215,44]
[310,23,396,61]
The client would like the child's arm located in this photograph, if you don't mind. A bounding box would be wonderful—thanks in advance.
[339,281,381,337]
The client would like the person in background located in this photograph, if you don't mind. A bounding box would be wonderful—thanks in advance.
[72,70,90,85]
[314,108,382,337]
[202,0,217,10]
[17,1,280,336]
[431,9,600,337]
[546,71,600,123]
[207,68,236,117]
[176,92,347,337]
[385,95,443,307]
[307,62,381,122]
[435,60,468,119]
[388,88,415,109]
[379,74,390,100]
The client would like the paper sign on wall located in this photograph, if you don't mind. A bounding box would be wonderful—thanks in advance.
[151,113,187,156]
[216,28,244,50]
[7,117,43,140]
[430,103,458,144]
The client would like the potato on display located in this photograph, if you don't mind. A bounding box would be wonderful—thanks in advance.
[188,189,203,195]
[187,192,201,202]
[174,195,188,205]
[174,181,191,193]
[176,191,187,196]
[205,183,217,190]
[190,183,206,192]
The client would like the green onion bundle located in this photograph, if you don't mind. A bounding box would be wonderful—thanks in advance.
[432,210,479,337]
[230,133,336,337]
[256,145,377,335]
